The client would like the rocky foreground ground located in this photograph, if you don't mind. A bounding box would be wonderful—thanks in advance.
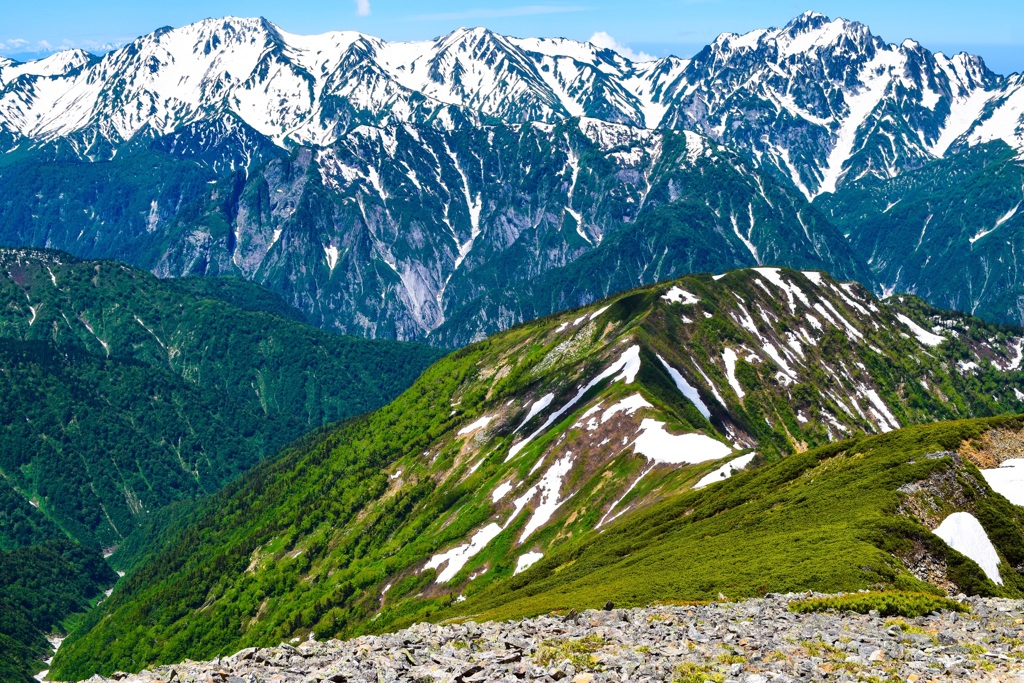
[76,594,1024,683]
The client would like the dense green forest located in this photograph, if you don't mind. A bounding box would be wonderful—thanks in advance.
[0,249,443,546]
[1,540,117,683]
[0,248,443,681]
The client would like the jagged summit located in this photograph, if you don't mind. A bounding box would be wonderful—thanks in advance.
[0,12,1018,173]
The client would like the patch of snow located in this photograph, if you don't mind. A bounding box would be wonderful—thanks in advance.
[589,305,611,321]
[958,360,980,374]
[980,459,1024,507]
[507,346,641,461]
[932,512,1003,586]
[801,271,824,285]
[519,453,575,542]
[324,245,340,273]
[458,415,494,436]
[815,49,904,197]
[969,203,1019,245]
[424,522,504,584]
[658,355,711,420]
[514,551,544,575]
[631,419,732,465]
[491,481,515,503]
[761,342,797,379]
[514,394,555,432]
[662,286,700,305]
[601,394,653,423]
[753,267,810,314]
[859,385,900,432]
[722,348,744,399]
[693,452,757,489]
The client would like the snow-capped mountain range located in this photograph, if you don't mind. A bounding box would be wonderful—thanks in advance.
[1,12,1024,341]
[1,12,1022,196]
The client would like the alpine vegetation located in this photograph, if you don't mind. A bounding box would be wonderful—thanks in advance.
[49,268,1024,678]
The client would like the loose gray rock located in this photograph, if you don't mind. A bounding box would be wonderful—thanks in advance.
[65,594,1024,683]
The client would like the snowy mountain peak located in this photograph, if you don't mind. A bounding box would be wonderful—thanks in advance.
[0,13,1021,197]
[0,47,94,86]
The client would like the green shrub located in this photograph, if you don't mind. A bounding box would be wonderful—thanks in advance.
[788,591,968,618]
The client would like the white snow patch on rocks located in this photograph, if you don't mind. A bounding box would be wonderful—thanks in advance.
[932,512,1003,586]
[491,481,515,503]
[601,394,652,423]
[801,271,824,285]
[693,453,757,489]
[507,345,641,460]
[657,355,711,420]
[514,551,544,575]
[896,313,945,347]
[980,458,1024,507]
[519,453,575,543]
[662,286,700,305]
[723,348,744,399]
[424,523,505,583]
[458,416,493,436]
[515,394,555,432]
[631,419,732,465]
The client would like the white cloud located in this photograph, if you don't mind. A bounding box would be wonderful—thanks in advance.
[0,39,29,52]
[588,31,656,62]
[355,0,371,17]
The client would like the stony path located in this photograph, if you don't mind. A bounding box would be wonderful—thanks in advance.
[80,594,1024,683]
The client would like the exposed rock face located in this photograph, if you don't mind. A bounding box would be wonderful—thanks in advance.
[75,595,1024,683]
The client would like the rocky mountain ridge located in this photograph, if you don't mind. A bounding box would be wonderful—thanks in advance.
[48,267,1024,678]
[1,12,1021,195]
[2,13,1024,338]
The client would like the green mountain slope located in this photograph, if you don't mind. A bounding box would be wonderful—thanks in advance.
[447,416,1024,624]
[0,248,442,547]
[0,540,117,683]
[820,141,1024,324]
[49,267,1024,679]
[0,338,269,549]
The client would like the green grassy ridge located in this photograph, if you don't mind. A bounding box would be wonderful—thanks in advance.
[49,269,1024,679]
[438,416,1024,626]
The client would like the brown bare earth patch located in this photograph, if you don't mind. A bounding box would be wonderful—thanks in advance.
[959,426,1024,469]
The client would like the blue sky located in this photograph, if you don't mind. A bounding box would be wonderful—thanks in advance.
[2,0,1022,74]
